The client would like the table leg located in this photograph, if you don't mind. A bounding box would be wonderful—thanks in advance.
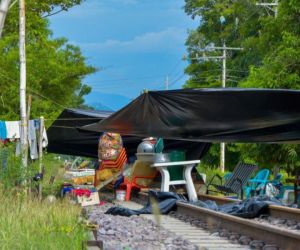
[158,166,170,192]
[184,164,198,202]
[295,182,298,205]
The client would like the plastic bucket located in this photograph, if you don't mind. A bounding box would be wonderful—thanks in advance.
[116,190,126,201]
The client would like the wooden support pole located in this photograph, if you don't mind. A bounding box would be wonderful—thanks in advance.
[38,116,44,201]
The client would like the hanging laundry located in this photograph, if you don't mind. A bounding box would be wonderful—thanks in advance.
[28,120,38,159]
[5,121,20,139]
[0,121,7,140]
[33,119,48,148]
[42,128,48,148]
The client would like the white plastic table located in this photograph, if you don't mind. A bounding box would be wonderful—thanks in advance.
[151,160,200,202]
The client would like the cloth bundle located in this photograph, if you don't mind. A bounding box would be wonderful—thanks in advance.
[98,132,123,160]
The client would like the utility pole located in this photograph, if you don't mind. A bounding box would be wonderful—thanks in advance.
[165,75,169,90]
[0,0,11,38]
[213,43,243,172]
[191,43,243,172]
[256,0,279,18]
[19,0,28,175]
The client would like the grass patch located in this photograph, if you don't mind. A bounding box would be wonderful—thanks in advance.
[0,192,88,249]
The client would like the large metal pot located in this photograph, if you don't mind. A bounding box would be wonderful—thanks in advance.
[137,141,155,153]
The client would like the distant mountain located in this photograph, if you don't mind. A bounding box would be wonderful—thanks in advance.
[84,91,132,111]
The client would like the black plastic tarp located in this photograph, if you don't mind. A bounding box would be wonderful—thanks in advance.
[105,190,180,217]
[47,108,141,158]
[105,190,274,218]
[81,88,300,143]
[47,108,210,159]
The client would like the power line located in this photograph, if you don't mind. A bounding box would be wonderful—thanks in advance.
[84,74,165,85]
[28,89,68,110]
[169,73,185,87]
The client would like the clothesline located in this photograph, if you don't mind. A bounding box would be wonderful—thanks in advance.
[0,119,48,160]
[44,118,102,121]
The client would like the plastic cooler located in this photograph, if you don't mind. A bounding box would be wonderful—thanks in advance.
[168,151,186,181]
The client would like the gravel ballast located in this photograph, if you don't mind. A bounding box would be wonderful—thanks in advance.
[86,204,198,250]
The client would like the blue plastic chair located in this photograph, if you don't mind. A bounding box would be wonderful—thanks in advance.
[245,169,270,198]
[224,172,232,181]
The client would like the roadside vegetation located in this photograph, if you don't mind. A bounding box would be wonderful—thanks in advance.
[184,0,300,172]
[0,192,87,250]
[0,143,88,249]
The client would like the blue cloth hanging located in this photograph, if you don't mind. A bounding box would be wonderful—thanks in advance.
[0,121,7,140]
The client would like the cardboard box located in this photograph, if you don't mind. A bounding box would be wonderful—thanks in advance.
[77,192,100,207]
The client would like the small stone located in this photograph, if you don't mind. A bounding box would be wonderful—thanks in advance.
[287,220,297,227]
[165,238,173,244]
[106,229,115,235]
[219,229,229,238]
[210,232,219,237]
[132,235,143,241]
[259,214,269,220]
[98,228,106,235]
[276,218,287,225]
[166,244,176,250]
[250,240,265,249]
[262,245,279,250]
[239,235,252,245]
[229,233,240,241]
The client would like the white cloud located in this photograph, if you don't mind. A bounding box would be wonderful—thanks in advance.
[74,27,186,54]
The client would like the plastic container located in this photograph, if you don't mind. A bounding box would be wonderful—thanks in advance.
[168,151,186,181]
[116,190,126,201]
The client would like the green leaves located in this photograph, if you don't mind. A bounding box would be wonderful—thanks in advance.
[0,0,95,122]
[184,0,300,170]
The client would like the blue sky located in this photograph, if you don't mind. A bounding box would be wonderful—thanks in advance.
[49,0,198,110]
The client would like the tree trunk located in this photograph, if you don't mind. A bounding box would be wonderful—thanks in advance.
[0,0,11,38]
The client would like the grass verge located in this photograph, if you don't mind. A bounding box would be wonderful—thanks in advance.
[0,192,88,250]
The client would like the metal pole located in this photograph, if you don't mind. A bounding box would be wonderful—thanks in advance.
[220,42,226,173]
[26,95,31,195]
[0,0,11,38]
[38,116,44,200]
[19,0,28,176]
[222,43,226,88]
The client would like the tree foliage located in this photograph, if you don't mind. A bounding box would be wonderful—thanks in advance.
[0,0,95,123]
[184,0,300,172]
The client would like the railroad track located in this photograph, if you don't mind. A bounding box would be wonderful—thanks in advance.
[176,201,300,250]
[88,192,300,249]
[121,201,250,250]
[134,192,300,249]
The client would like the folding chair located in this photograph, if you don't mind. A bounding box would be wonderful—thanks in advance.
[206,162,258,199]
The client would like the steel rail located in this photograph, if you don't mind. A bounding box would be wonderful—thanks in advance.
[198,194,300,221]
[177,201,300,250]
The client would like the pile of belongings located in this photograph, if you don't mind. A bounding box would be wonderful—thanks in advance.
[61,183,100,207]
[63,158,99,206]
[64,158,96,185]
[95,133,127,187]
[64,168,95,185]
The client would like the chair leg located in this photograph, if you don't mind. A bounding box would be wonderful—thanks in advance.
[125,183,132,201]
